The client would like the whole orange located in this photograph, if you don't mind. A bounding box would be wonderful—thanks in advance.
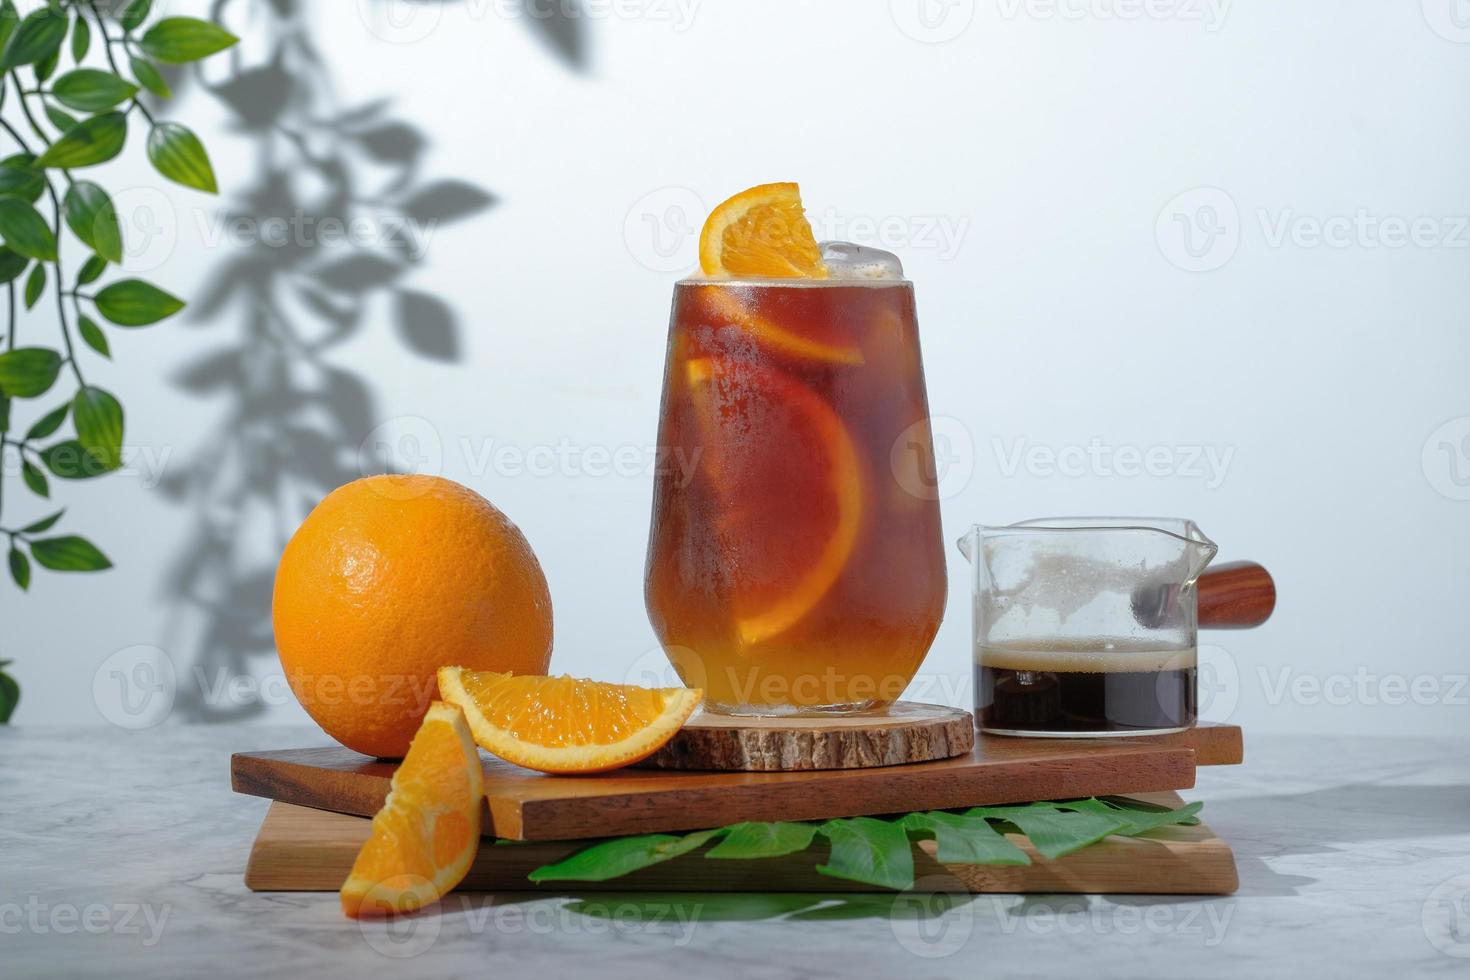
[272,475,553,758]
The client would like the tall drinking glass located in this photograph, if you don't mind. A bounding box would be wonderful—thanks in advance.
[645,277,946,715]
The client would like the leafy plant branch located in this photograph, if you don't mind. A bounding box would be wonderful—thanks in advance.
[0,0,239,721]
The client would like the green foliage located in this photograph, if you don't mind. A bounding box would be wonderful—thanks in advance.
[147,122,215,193]
[63,181,121,263]
[137,17,238,65]
[0,1,238,723]
[0,660,18,721]
[94,278,183,325]
[527,796,1205,891]
[35,110,126,168]
[52,68,136,112]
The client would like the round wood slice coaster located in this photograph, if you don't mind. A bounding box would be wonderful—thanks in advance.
[635,702,975,772]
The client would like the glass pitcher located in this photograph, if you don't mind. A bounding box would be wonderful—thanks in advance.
[958,518,1217,737]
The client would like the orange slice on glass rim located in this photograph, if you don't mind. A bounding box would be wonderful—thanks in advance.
[685,355,864,645]
[694,182,863,366]
[437,667,703,774]
[340,702,483,918]
[699,181,828,279]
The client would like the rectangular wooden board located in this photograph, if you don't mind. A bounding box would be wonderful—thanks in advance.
[244,792,1237,895]
[231,724,1240,841]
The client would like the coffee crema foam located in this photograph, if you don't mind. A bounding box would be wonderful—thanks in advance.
[978,640,1198,674]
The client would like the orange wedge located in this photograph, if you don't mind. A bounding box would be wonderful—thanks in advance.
[699,182,828,279]
[437,667,702,774]
[340,702,483,918]
[685,356,864,645]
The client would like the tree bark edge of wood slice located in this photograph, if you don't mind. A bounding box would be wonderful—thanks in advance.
[635,702,976,771]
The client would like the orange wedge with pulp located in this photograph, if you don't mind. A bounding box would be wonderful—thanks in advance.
[437,667,703,774]
[699,181,827,279]
[340,701,483,918]
[684,355,864,645]
[693,182,863,366]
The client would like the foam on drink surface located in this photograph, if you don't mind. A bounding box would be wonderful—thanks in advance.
[978,639,1197,673]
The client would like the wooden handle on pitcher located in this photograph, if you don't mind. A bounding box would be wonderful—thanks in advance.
[1197,561,1276,629]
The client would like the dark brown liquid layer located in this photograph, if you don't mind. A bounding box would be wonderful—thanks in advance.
[977,665,1197,733]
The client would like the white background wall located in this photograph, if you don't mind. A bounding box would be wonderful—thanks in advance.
[7,0,1468,735]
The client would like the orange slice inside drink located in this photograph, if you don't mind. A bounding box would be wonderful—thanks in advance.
[687,284,866,367]
[685,355,864,645]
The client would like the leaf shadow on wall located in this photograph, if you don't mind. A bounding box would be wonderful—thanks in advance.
[157,0,587,721]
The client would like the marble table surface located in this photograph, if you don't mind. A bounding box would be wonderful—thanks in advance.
[6,726,1470,979]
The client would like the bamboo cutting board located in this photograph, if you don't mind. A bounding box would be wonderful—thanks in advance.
[244,792,1237,895]
[231,723,1240,841]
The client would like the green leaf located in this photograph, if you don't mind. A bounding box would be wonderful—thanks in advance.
[138,17,238,64]
[21,457,46,496]
[0,154,44,204]
[30,535,111,571]
[968,805,1128,860]
[0,1,18,55]
[0,8,68,72]
[0,247,25,283]
[21,508,64,533]
[528,828,726,883]
[901,811,1032,866]
[0,196,57,261]
[0,664,18,722]
[22,260,42,309]
[815,817,914,890]
[77,253,107,286]
[70,13,89,63]
[53,69,139,113]
[146,122,216,193]
[43,101,77,133]
[94,278,184,326]
[25,402,68,439]
[35,111,127,169]
[128,55,169,99]
[71,386,122,471]
[0,347,60,397]
[64,181,122,263]
[1064,797,1205,835]
[77,314,108,357]
[120,0,154,34]
[7,546,28,590]
[704,821,818,860]
[34,40,60,83]
[40,439,113,479]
